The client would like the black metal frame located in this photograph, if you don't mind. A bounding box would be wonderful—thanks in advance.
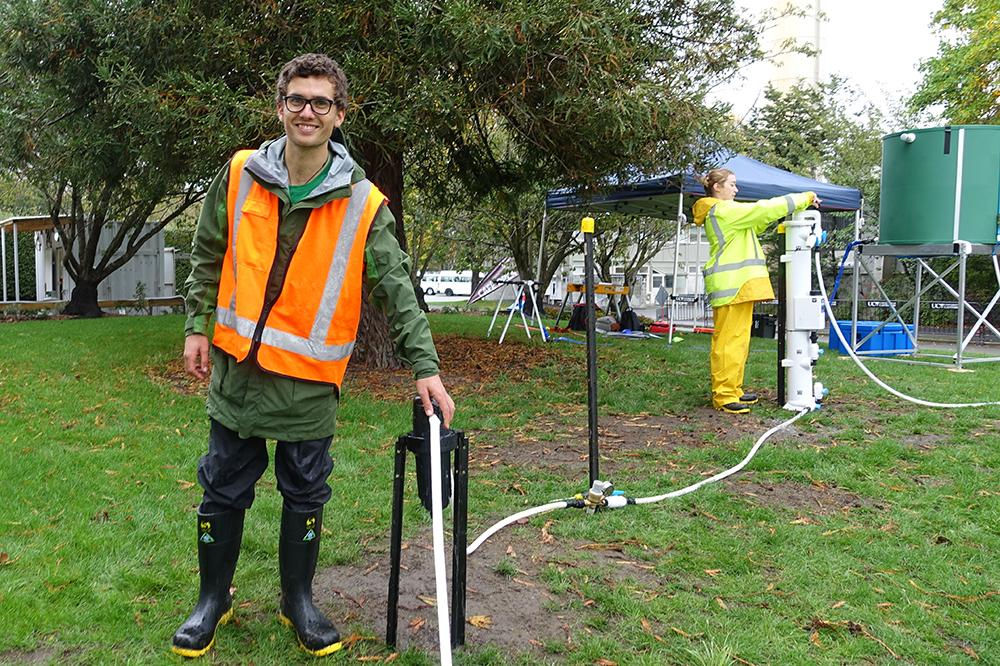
[386,429,469,649]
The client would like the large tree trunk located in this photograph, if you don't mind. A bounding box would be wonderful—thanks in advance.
[352,282,405,370]
[62,281,104,317]
[356,143,407,369]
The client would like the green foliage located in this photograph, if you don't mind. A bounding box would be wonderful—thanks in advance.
[163,221,195,296]
[742,79,884,217]
[0,0,273,310]
[0,230,35,300]
[911,0,1000,123]
[739,79,884,282]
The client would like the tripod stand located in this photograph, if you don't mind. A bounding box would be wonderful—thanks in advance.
[486,279,549,344]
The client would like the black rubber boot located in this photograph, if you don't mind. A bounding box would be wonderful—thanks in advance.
[278,507,343,657]
[171,510,244,658]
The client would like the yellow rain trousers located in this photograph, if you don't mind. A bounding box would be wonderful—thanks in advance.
[710,278,772,408]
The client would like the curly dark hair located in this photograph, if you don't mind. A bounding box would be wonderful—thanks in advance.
[275,53,349,112]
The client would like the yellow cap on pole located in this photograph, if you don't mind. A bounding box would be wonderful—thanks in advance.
[580,217,595,233]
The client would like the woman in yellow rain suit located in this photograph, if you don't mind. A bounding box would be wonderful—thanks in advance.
[692,168,817,414]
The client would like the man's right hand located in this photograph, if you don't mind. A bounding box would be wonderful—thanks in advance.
[184,334,210,379]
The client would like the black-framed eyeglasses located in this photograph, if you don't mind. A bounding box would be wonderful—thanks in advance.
[282,95,336,115]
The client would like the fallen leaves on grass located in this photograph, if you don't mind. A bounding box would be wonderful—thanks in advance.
[0,552,11,566]
[408,617,426,633]
[540,520,555,544]
[467,615,492,629]
[806,618,899,659]
[576,540,643,552]
[640,618,664,643]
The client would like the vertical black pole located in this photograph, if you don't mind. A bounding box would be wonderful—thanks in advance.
[451,432,469,647]
[582,217,600,486]
[385,437,408,648]
[777,239,787,406]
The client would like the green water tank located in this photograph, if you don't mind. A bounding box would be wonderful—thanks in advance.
[879,125,1000,245]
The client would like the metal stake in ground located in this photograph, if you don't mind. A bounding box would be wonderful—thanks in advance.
[581,216,600,486]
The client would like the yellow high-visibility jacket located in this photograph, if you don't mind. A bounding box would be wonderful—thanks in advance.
[692,192,815,307]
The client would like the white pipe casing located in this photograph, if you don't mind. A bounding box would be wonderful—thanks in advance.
[782,211,825,411]
[428,415,453,666]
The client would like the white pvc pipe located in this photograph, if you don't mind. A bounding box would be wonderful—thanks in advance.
[2,227,7,301]
[952,128,965,242]
[782,212,825,411]
[668,192,684,344]
[428,415,453,665]
[12,222,19,300]
[466,409,809,553]
[816,253,1000,408]
[633,408,809,503]
[466,501,569,556]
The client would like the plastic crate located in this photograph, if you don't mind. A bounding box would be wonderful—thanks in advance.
[751,313,777,339]
[828,320,914,356]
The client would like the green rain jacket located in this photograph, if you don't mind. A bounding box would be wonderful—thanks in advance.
[184,135,439,441]
[692,192,815,308]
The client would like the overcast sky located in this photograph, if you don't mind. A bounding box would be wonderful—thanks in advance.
[712,0,944,123]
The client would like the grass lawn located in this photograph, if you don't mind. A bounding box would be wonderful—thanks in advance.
[1,312,998,665]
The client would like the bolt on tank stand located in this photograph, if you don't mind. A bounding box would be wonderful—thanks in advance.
[386,398,469,649]
[779,210,828,411]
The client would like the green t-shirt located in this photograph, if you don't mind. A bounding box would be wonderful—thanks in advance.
[287,155,333,204]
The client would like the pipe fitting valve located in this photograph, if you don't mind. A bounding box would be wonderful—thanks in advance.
[585,479,615,514]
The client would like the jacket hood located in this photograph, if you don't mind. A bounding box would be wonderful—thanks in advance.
[692,197,719,226]
[244,134,359,198]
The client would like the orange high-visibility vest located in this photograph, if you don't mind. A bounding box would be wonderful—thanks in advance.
[213,149,386,386]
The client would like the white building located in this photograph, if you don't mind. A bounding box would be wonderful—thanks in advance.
[1,215,175,303]
[545,226,711,309]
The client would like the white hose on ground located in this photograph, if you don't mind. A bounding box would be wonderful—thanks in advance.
[815,253,1000,408]
[466,500,570,556]
[428,415,453,666]
[467,409,810,554]
[633,408,810,504]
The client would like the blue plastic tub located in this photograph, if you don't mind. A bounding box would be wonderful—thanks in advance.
[829,320,914,356]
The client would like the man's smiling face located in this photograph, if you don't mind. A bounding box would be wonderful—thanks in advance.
[278,75,345,150]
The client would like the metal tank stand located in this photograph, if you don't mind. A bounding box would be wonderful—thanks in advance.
[386,399,469,649]
[848,242,1000,369]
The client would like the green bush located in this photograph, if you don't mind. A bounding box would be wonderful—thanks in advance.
[1,230,35,300]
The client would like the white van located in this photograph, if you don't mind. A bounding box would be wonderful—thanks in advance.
[419,270,473,297]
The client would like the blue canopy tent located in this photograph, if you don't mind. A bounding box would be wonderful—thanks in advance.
[544,153,862,214]
[541,154,862,341]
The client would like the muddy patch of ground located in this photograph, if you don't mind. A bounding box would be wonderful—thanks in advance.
[0,648,58,664]
[147,359,208,396]
[469,408,814,481]
[724,473,887,516]
[314,526,662,660]
[343,335,563,402]
[149,335,562,399]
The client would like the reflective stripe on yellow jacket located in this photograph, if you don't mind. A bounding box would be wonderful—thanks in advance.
[213,149,386,386]
[692,192,814,307]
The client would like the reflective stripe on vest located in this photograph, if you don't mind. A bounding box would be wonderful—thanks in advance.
[703,203,769,308]
[783,194,795,217]
[213,150,383,384]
